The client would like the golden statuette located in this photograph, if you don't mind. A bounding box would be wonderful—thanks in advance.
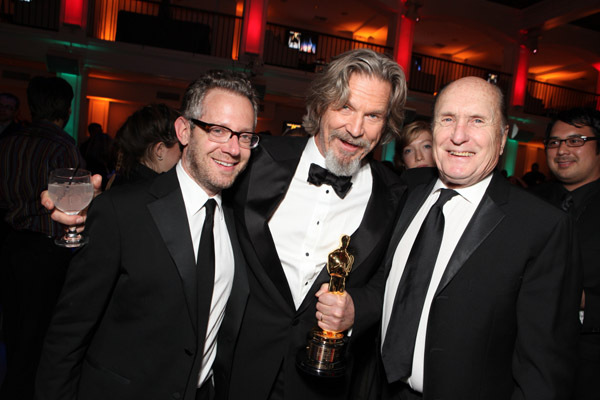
[297,235,354,377]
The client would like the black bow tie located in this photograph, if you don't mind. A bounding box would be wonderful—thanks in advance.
[307,163,353,199]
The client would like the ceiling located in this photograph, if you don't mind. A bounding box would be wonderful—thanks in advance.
[225,0,600,93]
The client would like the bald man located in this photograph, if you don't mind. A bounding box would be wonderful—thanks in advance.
[380,77,581,400]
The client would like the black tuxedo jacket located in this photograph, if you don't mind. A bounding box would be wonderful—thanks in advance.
[36,169,248,400]
[533,179,600,398]
[222,135,406,400]
[382,171,582,400]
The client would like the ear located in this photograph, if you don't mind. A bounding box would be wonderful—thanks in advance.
[175,116,191,146]
[499,124,509,155]
[152,142,165,161]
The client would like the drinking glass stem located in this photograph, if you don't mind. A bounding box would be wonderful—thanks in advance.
[66,225,79,239]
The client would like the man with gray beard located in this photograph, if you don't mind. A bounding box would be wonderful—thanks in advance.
[219,49,408,400]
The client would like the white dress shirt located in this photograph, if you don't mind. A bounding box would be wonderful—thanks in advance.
[176,161,235,387]
[382,174,492,392]
[268,137,372,309]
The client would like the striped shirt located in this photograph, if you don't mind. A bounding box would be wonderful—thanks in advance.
[0,120,84,238]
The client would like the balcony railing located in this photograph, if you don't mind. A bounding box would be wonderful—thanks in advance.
[88,0,241,59]
[525,80,599,116]
[409,52,512,98]
[0,0,60,31]
[1,1,597,117]
[264,22,392,72]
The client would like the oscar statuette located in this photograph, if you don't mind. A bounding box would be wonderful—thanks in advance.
[296,235,354,377]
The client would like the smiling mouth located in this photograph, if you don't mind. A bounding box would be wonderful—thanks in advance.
[555,159,575,167]
[449,151,474,157]
[215,160,236,167]
[337,137,362,150]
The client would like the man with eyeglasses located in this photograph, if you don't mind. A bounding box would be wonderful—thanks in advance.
[533,107,600,400]
[36,70,258,400]
[380,77,581,399]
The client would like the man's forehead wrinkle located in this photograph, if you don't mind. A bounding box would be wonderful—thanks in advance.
[436,106,497,121]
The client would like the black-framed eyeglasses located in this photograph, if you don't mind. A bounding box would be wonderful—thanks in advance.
[544,135,598,149]
[189,118,260,149]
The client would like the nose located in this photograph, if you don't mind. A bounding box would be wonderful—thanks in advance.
[222,135,241,156]
[556,140,569,154]
[450,119,469,145]
[414,148,423,161]
[346,114,364,137]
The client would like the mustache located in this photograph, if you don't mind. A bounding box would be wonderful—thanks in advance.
[329,130,370,149]
[554,157,576,162]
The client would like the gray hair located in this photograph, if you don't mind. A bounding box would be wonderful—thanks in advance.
[181,70,259,128]
[302,49,407,144]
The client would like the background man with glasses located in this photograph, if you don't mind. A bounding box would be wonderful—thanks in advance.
[533,107,600,400]
[36,70,258,400]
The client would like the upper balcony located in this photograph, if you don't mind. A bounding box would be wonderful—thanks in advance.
[1,0,598,121]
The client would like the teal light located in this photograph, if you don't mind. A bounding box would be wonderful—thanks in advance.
[503,138,518,177]
[58,73,81,143]
[381,140,396,162]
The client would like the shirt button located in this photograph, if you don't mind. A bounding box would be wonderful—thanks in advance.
[326,189,330,194]
[305,281,308,286]
[305,252,309,257]
[316,221,320,225]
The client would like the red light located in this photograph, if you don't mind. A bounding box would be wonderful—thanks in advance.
[242,0,266,55]
[511,44,529,107]
[395,15,415,81]
[64,0,84,26]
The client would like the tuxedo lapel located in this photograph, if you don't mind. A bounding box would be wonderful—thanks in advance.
[222,203,249,333]
[435,174,507,295]
[147,170,198,332]
[383,180,435,276]
[349,161,406,272]
[243,137,308,308]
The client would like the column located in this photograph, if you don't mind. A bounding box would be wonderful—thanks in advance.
[61,0,87,28]
[240,0,268,57]
[594,63,600,111]
[58,72,83,142]
[510,29,538,108]
[393,0,419,82]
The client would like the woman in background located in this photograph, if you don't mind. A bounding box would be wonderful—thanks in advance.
[108,103,181,188]
[395,120,435,170]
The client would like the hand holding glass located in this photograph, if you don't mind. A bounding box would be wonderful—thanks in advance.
[48,168,94,248]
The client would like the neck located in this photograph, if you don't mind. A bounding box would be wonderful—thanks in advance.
[563,178,599,192]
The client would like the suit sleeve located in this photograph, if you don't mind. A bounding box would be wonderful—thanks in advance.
[35,192,122,399]
[512,214,582,400]
[347,260,387,338]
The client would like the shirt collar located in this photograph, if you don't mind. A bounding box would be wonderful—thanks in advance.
[432,173,493,205]
[176,160,223,218]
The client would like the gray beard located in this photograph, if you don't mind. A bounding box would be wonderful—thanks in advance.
[324,149,361,177]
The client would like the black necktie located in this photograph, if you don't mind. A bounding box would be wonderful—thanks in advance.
[196,199,216,344]
[561,192,573,213]
[307,163,353,199]
[382,188,458,383]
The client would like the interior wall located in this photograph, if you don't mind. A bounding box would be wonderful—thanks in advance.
[107,102,143,138]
